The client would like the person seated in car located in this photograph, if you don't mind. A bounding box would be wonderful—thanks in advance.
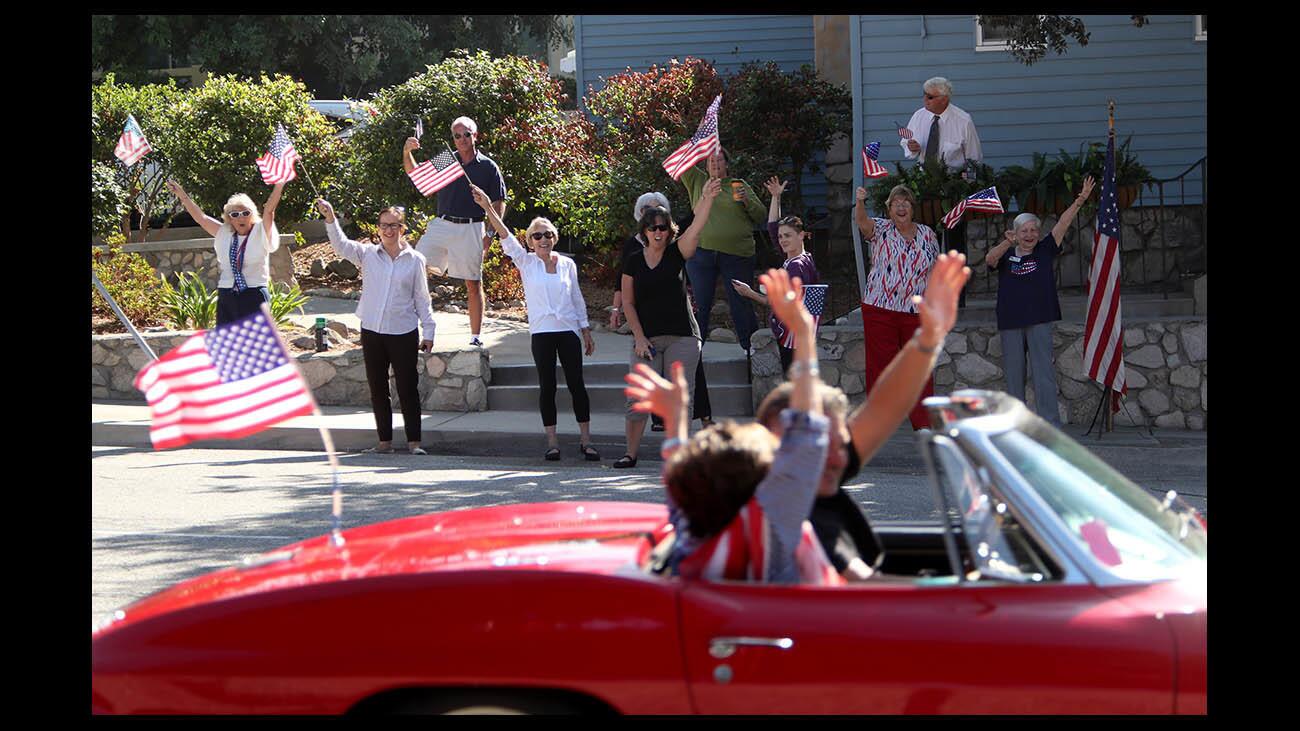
[625,269,838,584]
[754,250,971,581]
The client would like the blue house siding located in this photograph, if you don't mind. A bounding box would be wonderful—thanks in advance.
[574,14,827,216]
[853,15,1206,202]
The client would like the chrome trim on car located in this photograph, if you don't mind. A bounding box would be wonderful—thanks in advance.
[709,636,794,659]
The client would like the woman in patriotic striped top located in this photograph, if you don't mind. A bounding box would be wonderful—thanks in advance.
[167,179,287,326]
[731,176,820,374]
[853,184,942,430]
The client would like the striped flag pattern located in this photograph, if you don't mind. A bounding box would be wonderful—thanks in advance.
[133,310,315,450]
[408,148,466,196]
[861,142,889,179]
[255,124,301,184]
[113,114,152,166]
[895,121,913,140]
[941,186,1004,229]
[676,501,843,586]
[663,95,721,180]
[781,284,828,348]
[1083,133,1127,412]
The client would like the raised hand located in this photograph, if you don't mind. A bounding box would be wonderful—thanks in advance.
[315,198,335,222]
[1076,175,1096,202]
[760,268,811,334]
[764,176,787,197]
[165,180,186,198]
[855,186,868,202]
[913,251,971,345]
[702,177,723,202]
[404,136,421,153]
[469,184,491,212]
[624,361,689,422]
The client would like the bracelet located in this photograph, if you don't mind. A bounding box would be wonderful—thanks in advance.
[913,328,940,354]
[787,359,820,379]
[660,437,685,458]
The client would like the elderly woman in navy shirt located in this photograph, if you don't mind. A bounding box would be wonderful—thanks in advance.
[984,176,1095,426]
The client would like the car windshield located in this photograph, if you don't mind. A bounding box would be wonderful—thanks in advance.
[990,422,1206,582]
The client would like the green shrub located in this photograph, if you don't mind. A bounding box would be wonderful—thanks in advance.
[160,270,218,330]
[481,235,525,303]
[91,236,168,328]
[269,281,309,326]
[866,159,999,215]
[91,161,129,240]
[92,74,185,239]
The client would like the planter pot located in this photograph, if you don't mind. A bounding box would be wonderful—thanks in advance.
[1117,184,1140,209]
[1023,184,1143,216]
[915,198,950,228]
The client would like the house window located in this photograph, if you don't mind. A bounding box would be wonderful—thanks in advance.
[975,16,1012,52]
[1194,15,1206,41]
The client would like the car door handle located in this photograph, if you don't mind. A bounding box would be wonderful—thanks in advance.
[709,636,794,659]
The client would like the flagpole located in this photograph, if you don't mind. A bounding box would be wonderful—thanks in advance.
[92,267,158,362]
[258,303,346,548]
[1104,100,1115,434]
[294,158,321,200]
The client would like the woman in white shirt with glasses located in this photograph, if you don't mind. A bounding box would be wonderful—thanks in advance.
[167,179,286,326]
[470,184,598,462]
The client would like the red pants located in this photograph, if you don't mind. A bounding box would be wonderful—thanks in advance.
[861,304,934,430]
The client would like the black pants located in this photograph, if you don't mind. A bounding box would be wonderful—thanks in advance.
[531,330,591,427]
[216,286,270,326]
[361,328,422,443]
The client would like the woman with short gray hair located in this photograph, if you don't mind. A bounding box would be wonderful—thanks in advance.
[984,176,1096,425]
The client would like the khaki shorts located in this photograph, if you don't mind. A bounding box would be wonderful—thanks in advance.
[415,217,485,281]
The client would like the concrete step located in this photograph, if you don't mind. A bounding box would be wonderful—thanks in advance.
[487,383,754,416]
[490,358,751,387]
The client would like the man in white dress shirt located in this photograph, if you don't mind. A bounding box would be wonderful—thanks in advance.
[901,76,982,305]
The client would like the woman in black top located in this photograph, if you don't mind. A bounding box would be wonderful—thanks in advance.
[614,177,722,468]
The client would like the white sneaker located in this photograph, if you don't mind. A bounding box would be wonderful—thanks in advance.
[469,336,484,348]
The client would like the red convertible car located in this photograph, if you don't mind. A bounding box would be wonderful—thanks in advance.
[91,391,1207,715]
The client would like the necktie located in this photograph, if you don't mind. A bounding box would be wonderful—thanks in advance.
[925,114,941,164]
[230,232,247,293]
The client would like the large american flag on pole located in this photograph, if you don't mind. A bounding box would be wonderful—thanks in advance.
[663,95,721,180]
[941,186,1004,229]
[114,114,152,166]
[1083,133,1127,412]
[781,284,829,348]
[408,147,467,196]
[133,310,315,449]
[256,124,301,184]
[861,142,889,179]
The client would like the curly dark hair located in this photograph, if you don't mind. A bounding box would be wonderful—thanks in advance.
[664,421,777,538]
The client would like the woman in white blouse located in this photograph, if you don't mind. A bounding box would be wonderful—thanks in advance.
[315,199,436,456]
[471,184,598,461]
[166,179,286,326]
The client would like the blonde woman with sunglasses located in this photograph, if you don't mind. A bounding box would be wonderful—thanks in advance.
[166,179,286,326]
[471,184,597,462]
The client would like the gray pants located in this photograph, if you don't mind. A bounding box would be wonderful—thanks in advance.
[626,335,701,422]
[1000,322,1061,426]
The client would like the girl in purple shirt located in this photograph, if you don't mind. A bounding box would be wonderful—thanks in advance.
[731,176,821,373]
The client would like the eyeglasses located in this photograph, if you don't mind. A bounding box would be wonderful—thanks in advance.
[228,210,252,218]
[530,231,556,241]
[645,224,671,233]
[453,132,474,140]
[378,222,403,231]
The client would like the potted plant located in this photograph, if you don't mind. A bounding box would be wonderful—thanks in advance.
[867,160,999,228]
[1083,134,1155,209]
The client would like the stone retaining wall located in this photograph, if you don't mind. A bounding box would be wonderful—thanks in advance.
[92,332,490,412]
[120,236,297,291]
[750,318,1206,430]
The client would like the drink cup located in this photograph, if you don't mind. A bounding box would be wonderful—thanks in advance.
[731,181,744,202]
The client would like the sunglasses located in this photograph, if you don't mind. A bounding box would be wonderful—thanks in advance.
[924,93,941,100]
[645,224,671,233]
[530,231,556,241]
[453,132,474,140]
[228,210,252,218]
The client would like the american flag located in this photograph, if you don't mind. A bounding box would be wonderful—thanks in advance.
[941,186,1004,229]
[408,147,466,196]
[256,124,301,185]
[1083,133,1127,412]
[133,310,315,450]
[781,284,829,348]
[895,121,913,140]
[861,142,889,179]
[414,117,424,140]
[114,114,152,166]
[663,95,721,180]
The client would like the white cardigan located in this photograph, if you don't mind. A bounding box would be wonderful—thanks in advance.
[501,234,590,336]
[213,221,279,289]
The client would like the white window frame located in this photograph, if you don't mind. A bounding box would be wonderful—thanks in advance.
[975,15,1012,52]
[1194,15,1206,41]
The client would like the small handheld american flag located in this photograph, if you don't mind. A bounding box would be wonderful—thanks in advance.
[114,114,153,166]
[663,95,721,181]
[941,186,1004,229]
[256,124,301,185]
[895,121,913,140]
[133,310,315,450]
[408,147,467,196]
[781,284,829,348]
[414,117,424,140]
[861,142,889,179]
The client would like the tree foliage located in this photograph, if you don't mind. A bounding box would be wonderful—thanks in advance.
[91,15,571,98]
[980,15,1150,66]
[91,75,185,239]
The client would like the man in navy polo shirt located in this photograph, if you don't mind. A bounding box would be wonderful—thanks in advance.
[985,176,1094,426]
[404,116,507,347]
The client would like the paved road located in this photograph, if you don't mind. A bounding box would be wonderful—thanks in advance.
[92,438,1205,626]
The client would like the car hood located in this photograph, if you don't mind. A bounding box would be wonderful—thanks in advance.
[95,501,669,635]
